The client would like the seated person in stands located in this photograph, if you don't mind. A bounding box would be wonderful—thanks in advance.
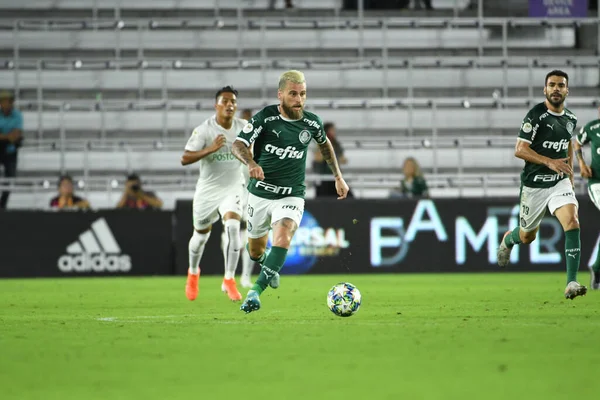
[49,175,90,210]
[391,157,429,198]
[116,173,163,210]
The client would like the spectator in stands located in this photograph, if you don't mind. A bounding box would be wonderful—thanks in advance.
[392,157,429,198]
[313,122,349,197]
[241,108,253,121]
[116,173,163,210]
[0,91,23,209]
[269,0,294,9]
[49,175,90,210]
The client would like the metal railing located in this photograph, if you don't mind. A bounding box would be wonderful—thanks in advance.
[13,95,600,145]
[0,172,590,205]
[10,135,566,185]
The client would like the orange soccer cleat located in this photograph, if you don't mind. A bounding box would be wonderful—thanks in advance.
[185,269,200,301]
[221,278,242,302]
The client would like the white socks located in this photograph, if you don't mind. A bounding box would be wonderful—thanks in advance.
[189,230,210,274]
[240,226,253,283]
[223,219,242,280]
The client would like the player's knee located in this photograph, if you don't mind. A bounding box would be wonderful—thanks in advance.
[520,231,537,244]
[189,230,210,251]
[272,234,293,248]
[563,217,580,231]
[248,247,265,260]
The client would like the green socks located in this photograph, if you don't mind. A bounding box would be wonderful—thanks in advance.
[565,228,581,283]
[252,246,288,295]
[504,227,523,247]
[594,247,600,273]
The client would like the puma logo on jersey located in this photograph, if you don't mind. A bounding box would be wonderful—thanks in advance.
[547,124,554,130]
[264,144,304,160]
[272,130,281,138]
[542,139,569,152]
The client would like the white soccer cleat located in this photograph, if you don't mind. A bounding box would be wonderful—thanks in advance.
[564,281,587,300]
[497,230,513,268]
[240,277,253,289]
[269,272,280,289]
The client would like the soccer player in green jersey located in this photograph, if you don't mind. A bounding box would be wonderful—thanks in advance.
[232,70,350,313]
[497,70,587,300]
[574,106,600,289]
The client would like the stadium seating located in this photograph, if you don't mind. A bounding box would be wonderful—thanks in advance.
[1,0,598,207]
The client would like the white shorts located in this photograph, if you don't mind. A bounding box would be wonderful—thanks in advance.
[519,178,578,232]
[246,192,305,239]
[193,185,246,231]
[588,182,600,211]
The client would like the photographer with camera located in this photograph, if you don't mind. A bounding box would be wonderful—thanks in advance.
[116,173,163,210]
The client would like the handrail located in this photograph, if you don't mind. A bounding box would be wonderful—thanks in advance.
[3,16,599,28]
[0,173,587,194]
[17,135,519,151]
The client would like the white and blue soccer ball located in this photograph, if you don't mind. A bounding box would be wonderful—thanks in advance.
[327,282,362,317]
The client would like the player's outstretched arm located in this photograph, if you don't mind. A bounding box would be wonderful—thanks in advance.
[515,139,573,176]
[180,134,226,166]
[574,139,593,178]
[317,140,349,199]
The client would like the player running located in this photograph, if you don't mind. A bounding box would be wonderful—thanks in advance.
[232,70,350,313]
[221,167,255,289]
[181,86,248,302]
[574,106,600,289]
[497,70,587,300]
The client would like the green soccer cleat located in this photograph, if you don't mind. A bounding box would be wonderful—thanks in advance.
[240,290,261,313]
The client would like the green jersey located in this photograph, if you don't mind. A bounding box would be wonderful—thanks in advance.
[577,118,600,184]
[517,102,577,188]
[236,105,327,200]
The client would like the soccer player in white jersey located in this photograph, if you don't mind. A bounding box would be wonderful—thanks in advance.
[181,86,248,302]
[221,165,255,288]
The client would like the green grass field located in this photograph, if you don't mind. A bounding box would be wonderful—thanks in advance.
[1,273,599,400]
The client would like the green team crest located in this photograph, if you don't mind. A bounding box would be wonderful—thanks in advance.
[566,121,574,135]
[298,130,312,144]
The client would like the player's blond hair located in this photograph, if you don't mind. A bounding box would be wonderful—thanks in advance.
[278,70,306,91]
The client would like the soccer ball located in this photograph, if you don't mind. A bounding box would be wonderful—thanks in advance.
[327,282,362,317]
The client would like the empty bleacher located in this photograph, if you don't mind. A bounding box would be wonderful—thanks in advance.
[1,0,598,207]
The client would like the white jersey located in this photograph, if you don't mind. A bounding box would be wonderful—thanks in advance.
[185,115,247,191]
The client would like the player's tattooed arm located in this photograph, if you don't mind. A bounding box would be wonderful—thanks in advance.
[318,139,350,199]
[233,140,264,180]
[317,139,342,178]
[232,140,254,165]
